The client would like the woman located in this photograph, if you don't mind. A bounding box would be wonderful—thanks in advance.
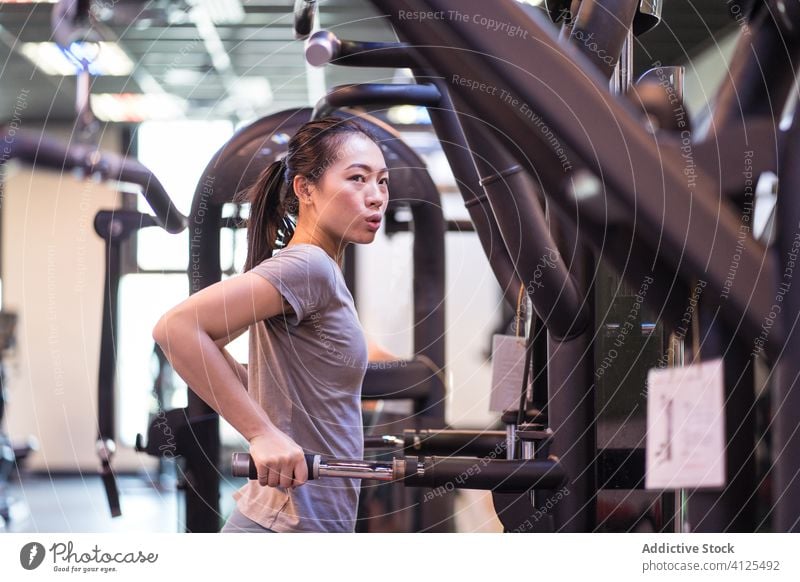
[152,117,393,532]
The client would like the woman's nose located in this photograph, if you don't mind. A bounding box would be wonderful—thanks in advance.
[366,187,384,208]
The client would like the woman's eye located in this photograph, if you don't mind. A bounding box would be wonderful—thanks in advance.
[379,177,389,186]
[350,175,365,182]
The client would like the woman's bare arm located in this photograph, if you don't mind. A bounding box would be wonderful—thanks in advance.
[153,271,308,488]
[153,272,285,440]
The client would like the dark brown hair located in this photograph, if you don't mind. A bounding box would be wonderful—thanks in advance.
[236,117,379,271]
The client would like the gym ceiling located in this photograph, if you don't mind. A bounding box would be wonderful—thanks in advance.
[0,0,736,123]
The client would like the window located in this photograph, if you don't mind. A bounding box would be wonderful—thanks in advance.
[136,120,234,271]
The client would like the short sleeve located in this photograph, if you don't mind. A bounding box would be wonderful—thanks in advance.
[250,245,337,326]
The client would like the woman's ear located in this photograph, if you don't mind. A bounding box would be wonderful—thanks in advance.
[292,175,313,205]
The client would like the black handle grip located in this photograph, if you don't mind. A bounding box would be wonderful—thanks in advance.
[232,452,317,480]
[404,457,565,492]
[293,0,317,39]
[115,159,187,234]
[306,30,416,68]
[403,429,506,457]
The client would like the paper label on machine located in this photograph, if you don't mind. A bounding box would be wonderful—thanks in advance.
[645,358,726,490]
[489,334,530,412]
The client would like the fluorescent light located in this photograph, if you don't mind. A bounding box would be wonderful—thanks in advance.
[164,68,206,86]
[91,93,187,122]
[19,43,74,75]
[19,41,134,76]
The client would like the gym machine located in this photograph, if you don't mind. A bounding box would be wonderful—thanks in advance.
[361,0,799,532]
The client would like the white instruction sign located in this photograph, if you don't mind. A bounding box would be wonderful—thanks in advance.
[645,358,726,490]
[489,334,529,412]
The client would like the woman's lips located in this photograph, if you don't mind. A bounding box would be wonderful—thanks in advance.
[366,213,382,231]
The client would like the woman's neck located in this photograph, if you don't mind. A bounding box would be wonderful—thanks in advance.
[287,231,345,268]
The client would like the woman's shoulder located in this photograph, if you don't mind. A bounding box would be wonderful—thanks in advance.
[249,244,341,324]
[251,244,340,303]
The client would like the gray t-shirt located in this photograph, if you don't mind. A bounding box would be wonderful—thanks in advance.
[232,243,367,532]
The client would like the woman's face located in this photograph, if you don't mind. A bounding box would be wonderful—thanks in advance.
[301,134,389,246]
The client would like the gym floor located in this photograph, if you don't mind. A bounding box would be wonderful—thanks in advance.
[2,473,238,533]
[3,473,501,533]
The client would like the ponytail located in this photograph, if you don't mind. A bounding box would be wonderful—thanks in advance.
[237,158,297,272]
